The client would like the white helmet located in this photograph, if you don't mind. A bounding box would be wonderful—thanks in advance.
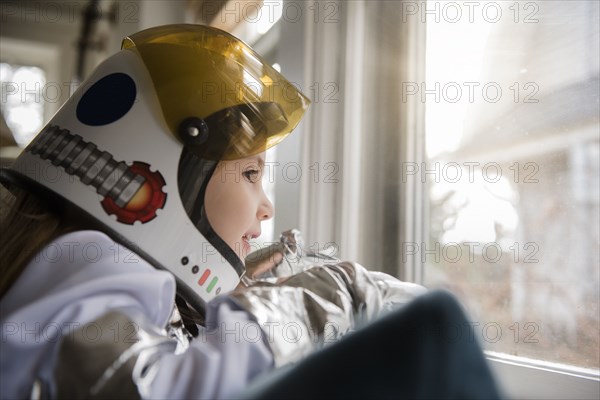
[0,24,310,312]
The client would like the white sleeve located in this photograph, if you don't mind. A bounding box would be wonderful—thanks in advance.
[0,230,273,399]
[144,300,273,399]
[1,230,176,398]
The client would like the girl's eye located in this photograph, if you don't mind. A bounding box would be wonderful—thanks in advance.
[243,170,260,183]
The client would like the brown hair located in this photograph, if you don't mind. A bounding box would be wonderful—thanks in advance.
[0,185,75,298]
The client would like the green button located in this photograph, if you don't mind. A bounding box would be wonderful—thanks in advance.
[207,277,218,293]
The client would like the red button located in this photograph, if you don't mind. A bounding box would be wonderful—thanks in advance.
[198,269,211,286]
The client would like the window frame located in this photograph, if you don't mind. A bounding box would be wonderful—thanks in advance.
[276,1,599,397]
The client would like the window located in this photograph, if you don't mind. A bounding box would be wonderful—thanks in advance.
[0,63,47,147]
[210,1,598,394]
[423,0,599,370]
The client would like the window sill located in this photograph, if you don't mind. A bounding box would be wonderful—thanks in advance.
[486,351,600,399]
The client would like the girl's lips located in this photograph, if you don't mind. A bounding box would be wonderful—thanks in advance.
[241,232,259,256]
[244,232,261,240]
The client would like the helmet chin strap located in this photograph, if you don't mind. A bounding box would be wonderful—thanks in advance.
[197,206,246,275]
[177,148,246,288]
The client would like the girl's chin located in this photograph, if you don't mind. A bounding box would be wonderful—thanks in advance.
[241,240,251,258]
[229,240,251,261]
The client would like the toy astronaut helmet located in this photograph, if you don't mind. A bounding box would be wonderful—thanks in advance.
[0,24,310,312]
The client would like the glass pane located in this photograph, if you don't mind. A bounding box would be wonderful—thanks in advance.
[424,0,599,369]
[0,63,46,146]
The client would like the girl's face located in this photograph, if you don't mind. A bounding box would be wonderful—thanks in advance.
[204,152,273,262]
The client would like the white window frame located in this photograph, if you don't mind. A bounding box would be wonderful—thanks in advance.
[487,352,600,399]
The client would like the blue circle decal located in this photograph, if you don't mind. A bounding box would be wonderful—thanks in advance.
[76,73,136,126]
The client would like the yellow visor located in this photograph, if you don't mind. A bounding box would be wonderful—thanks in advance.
[122,24,310,160]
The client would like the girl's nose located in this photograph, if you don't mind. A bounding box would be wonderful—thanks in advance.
[258,193,274,221]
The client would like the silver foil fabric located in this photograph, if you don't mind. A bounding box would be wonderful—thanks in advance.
[52,309,185,399]
[237,230,426,366]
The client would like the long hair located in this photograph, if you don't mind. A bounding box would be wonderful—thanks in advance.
[0,185,75,298]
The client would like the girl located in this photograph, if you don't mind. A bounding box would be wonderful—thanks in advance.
[0,24,500,399]
[0,23,308,398]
